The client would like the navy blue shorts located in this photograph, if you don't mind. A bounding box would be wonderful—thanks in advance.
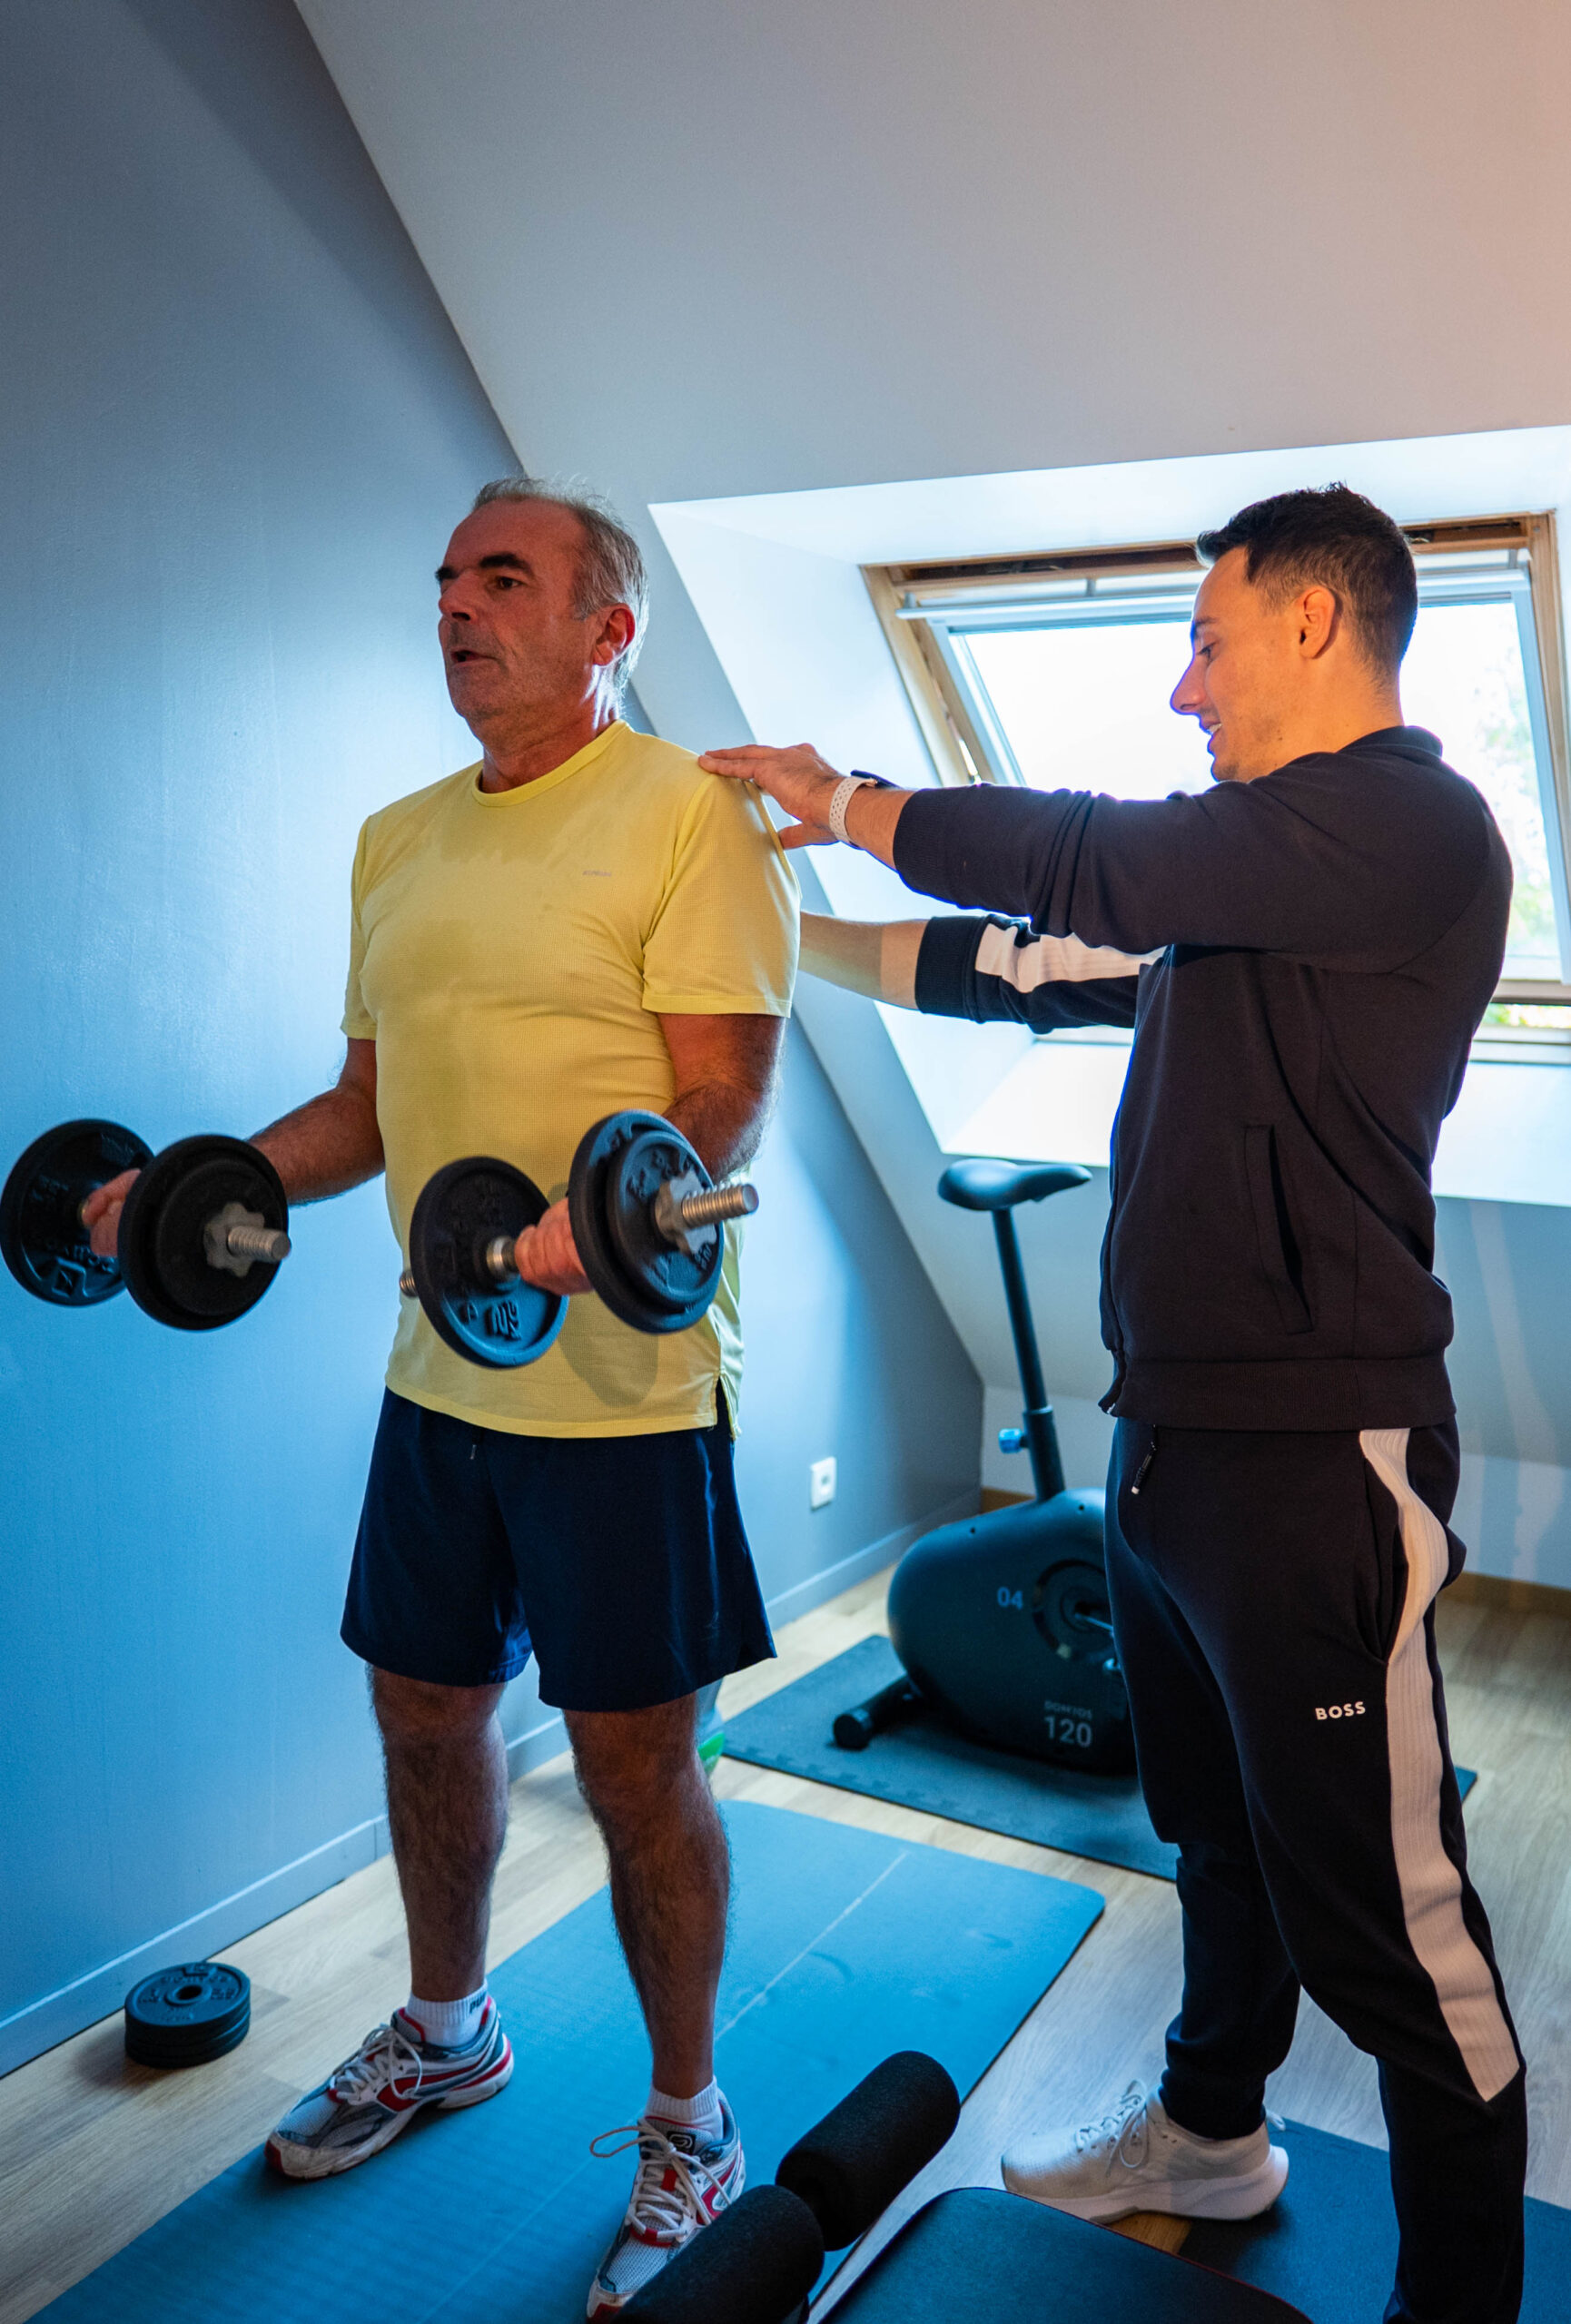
[341,1390,774,1711]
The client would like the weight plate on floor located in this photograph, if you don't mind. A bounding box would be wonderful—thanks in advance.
[407,1156,566,1369]
[124,1961,251,2068]
[0,1118,153,1307]
[118,1137,289,1330]
[1033,1560,1116,1661]
[568,1112,723,1334]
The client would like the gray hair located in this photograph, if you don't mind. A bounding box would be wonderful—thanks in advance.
[469,475,648,709]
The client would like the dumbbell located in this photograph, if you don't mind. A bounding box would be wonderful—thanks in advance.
[399,1109,758,1370]
[0,1118,291,1331]
[833,1674,925,1753]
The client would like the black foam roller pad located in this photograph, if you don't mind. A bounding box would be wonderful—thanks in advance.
[622,2185,824,2322]
[776,2051,961,2251]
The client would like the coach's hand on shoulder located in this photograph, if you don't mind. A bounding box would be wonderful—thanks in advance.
[697,743,841,849]
[512,1199,593,1298]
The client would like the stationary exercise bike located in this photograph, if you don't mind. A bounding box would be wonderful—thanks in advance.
[837,1158,1134,1776]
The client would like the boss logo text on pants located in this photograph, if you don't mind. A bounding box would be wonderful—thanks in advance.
[1315,1700,1366,1720]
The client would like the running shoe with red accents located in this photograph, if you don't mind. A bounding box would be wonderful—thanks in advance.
[586,2096,746,2315]
[264,1998,512,2181]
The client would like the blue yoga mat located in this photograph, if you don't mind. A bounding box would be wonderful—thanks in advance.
[44,1801,1102,2324]
[1186,2117,1570,2322]
[722,1635,1476,1881]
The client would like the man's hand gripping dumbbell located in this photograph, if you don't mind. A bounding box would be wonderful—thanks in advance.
[0,1118,291,1332]
[398,1110,759,1371]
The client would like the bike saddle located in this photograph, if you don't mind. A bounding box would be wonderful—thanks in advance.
[936,1158,1092,1211]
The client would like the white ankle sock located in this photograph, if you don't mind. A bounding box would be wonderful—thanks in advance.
[404,1985,489,2049]
[647,2078,723,2140]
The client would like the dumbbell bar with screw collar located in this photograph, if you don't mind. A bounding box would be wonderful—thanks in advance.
[0,1118,291,1331]
[400,1109,758,1369]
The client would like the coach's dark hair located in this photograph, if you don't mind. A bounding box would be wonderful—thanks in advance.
[1196,485,1418,673]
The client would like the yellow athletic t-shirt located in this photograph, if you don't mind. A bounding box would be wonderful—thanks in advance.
[341,722,798,1435]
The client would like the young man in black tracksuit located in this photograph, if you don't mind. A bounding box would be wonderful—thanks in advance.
[701,487,1526,2324]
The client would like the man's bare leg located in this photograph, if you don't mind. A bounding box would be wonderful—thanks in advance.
[266,1669,512,2177]
[568,1694,727,2097]
[372,1669,509,2001]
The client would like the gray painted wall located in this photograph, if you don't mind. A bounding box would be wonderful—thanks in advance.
[0,0,979,2073]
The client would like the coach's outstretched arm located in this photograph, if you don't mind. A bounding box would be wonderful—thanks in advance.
[700,742,1494,972]
[799,912,924,1004]
[800,910,1145,1030]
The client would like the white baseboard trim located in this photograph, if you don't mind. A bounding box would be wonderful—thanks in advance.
[505,1713,568,1781]
[0,1813,391,2079]
[761,1489,980,1628]
[0,1487,979,2079]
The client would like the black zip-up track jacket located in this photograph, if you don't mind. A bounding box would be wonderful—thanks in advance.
[895,728,1511,1431]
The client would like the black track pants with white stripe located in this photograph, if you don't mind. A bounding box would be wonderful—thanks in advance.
[1105,1418,1527,2324]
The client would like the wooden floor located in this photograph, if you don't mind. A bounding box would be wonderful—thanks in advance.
[3,1573,1568,2320]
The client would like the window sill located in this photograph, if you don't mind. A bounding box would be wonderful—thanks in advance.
[1470,1034,1571,1067]
[1037,1029,1571,1067]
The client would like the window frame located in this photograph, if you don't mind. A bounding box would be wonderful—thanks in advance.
[865,513,1571,1008]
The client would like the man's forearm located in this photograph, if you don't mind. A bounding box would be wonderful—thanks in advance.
[666,1075,779,1183]
[841,781,910,865]
[251,1084,383,1205]
[799,911,924,1007]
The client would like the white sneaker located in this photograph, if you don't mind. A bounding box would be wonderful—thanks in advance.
[586,2095,746,2315]
[1002,2081,1288,2222]
[265,2000,512,2181]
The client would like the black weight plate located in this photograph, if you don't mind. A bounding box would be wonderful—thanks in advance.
[608,1127,724,1321]
[118,1137,289,1330]
[567,1118,632,1324]
[0,1118,153,1307]
[124,1960,251,2068]
[568,1112,723,1334]
[1033,1560,1116,1661]
[408,1155,566,1369]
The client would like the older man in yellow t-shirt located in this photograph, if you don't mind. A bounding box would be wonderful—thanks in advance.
[86,479,797,2317]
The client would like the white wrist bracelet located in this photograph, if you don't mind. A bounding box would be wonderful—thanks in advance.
[827,773,874,844]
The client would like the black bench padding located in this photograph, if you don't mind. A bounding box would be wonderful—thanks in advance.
[831,2187,1311,2322]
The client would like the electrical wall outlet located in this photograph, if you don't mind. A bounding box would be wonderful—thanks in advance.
[809,1455,837,1510]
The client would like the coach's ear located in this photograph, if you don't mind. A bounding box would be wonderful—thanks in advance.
[1290,581,1340,662]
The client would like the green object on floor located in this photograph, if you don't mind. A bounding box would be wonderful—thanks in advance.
[696,1673,725,1779]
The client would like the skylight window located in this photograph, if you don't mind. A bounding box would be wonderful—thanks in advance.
[1402,597,1557,980]
[870,517,1571,1004]
[961,623,1211,802]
